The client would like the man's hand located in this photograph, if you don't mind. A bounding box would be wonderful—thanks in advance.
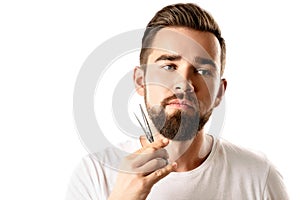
[108,138,177,200]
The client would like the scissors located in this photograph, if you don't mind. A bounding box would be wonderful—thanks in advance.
[134,104,154,143]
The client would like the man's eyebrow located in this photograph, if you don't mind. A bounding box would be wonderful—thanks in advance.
[154,54,217,69]
[194,57,217,69]
[154,54,182,62]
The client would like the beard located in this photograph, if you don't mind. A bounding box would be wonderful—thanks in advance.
[146,93,212,141]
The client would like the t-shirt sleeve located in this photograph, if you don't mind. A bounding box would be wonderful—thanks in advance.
[263,164,289,200]
[65,156,109,200]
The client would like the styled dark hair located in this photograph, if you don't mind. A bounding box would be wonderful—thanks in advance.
[140,3,226,75]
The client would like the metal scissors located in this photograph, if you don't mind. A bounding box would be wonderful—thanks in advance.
[134,104,154,143]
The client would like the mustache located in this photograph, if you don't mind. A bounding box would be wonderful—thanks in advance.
[161,93,199,108]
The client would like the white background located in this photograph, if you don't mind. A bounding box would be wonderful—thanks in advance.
[1,0,299,199]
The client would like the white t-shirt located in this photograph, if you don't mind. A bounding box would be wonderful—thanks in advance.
[66,136,289,199]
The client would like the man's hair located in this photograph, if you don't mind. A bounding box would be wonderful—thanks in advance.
[140,3,226,75]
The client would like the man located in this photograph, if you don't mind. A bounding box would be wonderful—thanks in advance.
[67,3,289,199]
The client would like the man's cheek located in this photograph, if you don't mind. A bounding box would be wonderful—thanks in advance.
[148,83,169,94]
[146,72,174,89]
[146,86,163,105]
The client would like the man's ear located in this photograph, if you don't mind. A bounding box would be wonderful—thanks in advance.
[214,78,227,107]
[133,66,145,96]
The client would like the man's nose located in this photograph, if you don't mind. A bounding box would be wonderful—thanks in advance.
[174,80,194,93]
[173,67,195,93]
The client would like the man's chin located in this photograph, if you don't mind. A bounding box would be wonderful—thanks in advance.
[161,131,199,141]
[154,111,200,141]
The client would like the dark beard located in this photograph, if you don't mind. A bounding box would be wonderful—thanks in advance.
[146,93,212,141]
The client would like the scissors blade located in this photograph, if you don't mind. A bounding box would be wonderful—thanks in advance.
[133,112,148,135]
[139,104,154,143]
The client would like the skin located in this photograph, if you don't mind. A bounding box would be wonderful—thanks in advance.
[109,27,227,200]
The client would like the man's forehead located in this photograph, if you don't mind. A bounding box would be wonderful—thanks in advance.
[148,27,221,67]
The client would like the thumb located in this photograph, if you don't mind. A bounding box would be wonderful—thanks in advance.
[146,162,177,185]
[139,135,148,147]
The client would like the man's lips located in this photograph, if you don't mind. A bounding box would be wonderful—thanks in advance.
[167,99,195,109]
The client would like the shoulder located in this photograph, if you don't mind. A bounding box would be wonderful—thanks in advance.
[214,137,272,177]
[206,136,289,198]
[214,137,290,196]
[216,137,269,164]
[65,154,108,200]
[66,140,140,200]
[78,139,141,171]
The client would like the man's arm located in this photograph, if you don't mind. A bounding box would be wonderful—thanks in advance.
[65,156,108,200]
[263,164,289,200]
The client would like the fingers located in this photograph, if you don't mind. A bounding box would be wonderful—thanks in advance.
[110,137,174,200]
[135,138,169,154]
[146,162,177,185]
[136,158,169,174]
[135,139,169,169]
[121,138,170,174]
[139,134,167,147]
[132,148,169,168]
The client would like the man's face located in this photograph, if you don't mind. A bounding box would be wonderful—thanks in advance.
[135,27,225,141]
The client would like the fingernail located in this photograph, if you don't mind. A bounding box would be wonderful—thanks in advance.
[172,162,177,169]
[162,138,168,144]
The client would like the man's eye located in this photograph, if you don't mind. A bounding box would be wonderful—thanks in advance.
[162,65,176,71]
[196,68,212,76]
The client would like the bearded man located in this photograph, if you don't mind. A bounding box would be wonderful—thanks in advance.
[67,3,289,200]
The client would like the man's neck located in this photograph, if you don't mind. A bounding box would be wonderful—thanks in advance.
[151,131,213,172]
